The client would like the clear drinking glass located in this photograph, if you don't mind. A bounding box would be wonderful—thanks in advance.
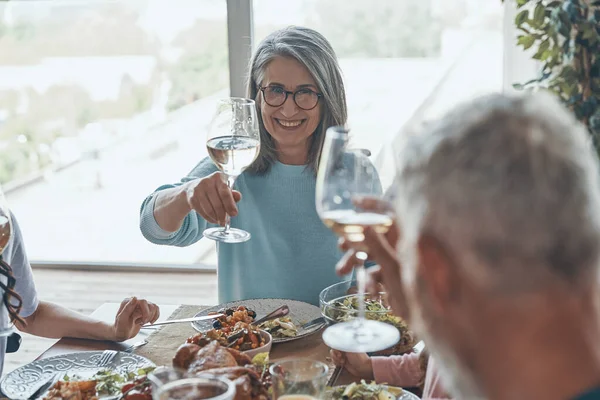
[148,367,189,394]
[153,376,236,400]
[315,126,400,353]
[203,97,260,243]
[269,359,328,400]
[0,187,16,337]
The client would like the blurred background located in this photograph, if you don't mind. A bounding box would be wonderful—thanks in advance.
[0,0,507,269]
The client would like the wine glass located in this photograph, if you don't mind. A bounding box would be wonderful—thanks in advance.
[203,98,260,243]
[269,359,328,400]
[315,126,400,353]
[0,186,16,337]
[153,376,236,400]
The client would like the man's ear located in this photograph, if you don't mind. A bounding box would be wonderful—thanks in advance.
[417,233,460,314]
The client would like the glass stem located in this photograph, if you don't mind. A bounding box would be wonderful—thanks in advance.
[355,264,367,322]
[223,175,236,233]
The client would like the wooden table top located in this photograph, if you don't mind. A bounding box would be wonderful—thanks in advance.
[36,303,357,385]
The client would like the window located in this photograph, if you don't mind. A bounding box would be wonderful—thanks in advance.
[254,0,505,190]
[0,0,228,266]
[0,1,520,268]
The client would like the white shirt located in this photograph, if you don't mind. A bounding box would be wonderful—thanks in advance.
[0,214,39,377]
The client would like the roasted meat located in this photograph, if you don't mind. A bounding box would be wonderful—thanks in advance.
[199,367,268,400]
[188,341,238,373]
[172,343,202,370]
[172,341,268,400]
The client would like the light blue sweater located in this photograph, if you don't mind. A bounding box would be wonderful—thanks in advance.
[139,158,346,305]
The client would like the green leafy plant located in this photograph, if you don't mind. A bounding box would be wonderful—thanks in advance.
[506,0,600,148]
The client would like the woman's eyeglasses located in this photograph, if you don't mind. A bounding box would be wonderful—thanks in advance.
[259,86,322,110]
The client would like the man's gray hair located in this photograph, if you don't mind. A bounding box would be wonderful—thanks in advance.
[246,26,347,174]
[395,92,600,290]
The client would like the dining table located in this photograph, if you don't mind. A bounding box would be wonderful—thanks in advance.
[35,303,360,386]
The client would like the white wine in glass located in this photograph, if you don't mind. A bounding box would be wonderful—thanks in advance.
[316,126,400,353]
[203,98,260,244]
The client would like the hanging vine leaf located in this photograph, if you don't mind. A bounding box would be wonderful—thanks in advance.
[534,3,546,24]
[506,0,600,155]
[516,9,530,26]
[518,35,536,49]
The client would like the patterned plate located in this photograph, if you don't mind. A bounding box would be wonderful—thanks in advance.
[191,298,325,343]
[327,385,420,400]
[1,351,154,400]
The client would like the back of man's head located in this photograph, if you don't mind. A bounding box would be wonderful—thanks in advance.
[396,91,600,293]
[394,92,600,399]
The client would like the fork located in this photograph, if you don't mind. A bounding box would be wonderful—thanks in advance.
[124,339,148,353]
[327,365,343,387]
[97,350,117,367]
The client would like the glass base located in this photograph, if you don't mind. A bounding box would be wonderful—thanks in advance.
[203,227,251,243]
[322,319,400,353]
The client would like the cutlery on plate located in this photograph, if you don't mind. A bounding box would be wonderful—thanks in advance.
[300,317,326,331]
[29,372,60,399]
[251,305,290,327]
[97,349,118,367]
[140,313,224,328]
[327,365,343,387]
[125,339,148,353]
[227,329,248,347]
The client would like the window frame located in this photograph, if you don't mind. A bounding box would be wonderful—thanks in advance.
[28,0,527,271]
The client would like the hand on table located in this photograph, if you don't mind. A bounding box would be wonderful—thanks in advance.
[330,349,374,380]
[112,297,160,342]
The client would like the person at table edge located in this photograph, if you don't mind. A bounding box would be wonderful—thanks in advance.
[139,26,379,305]
[0,213,159,377]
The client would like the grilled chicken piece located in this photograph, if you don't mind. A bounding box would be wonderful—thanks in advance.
[172,343,201,370]
[187,341,238,373]
[173,341,268,400]
[225,346,252,366]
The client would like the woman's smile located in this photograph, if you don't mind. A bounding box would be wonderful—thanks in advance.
[274,118,306,130]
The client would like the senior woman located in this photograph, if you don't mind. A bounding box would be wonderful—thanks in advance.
[140,26,353,305]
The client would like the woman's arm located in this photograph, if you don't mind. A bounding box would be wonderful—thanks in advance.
[17,297,159,342]
[372,353,423,388]
[151,184,194,233]
[139,158,219,247]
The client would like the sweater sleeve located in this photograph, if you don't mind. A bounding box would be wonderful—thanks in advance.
[139,157,219,247]
[372,353,423,388]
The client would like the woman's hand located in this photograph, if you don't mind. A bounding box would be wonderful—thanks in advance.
[185,172,242,226]
[112,297,160,342]
[330,350,374,379]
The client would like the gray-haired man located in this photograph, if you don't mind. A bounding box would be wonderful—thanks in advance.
[339,92,600,400]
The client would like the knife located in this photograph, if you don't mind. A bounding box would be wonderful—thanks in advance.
[30,372,60,399]
[141,313,224,328]
[300,316,326,331]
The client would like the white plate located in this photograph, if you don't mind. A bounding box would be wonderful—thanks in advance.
[191,298,325,343]
[328,385,420,400]
[1,351,154,399]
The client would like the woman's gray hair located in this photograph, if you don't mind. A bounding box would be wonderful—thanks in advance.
[395,92,600,291]
[246,26,348,174]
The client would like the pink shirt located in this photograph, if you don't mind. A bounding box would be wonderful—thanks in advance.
[372,354,450,400]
